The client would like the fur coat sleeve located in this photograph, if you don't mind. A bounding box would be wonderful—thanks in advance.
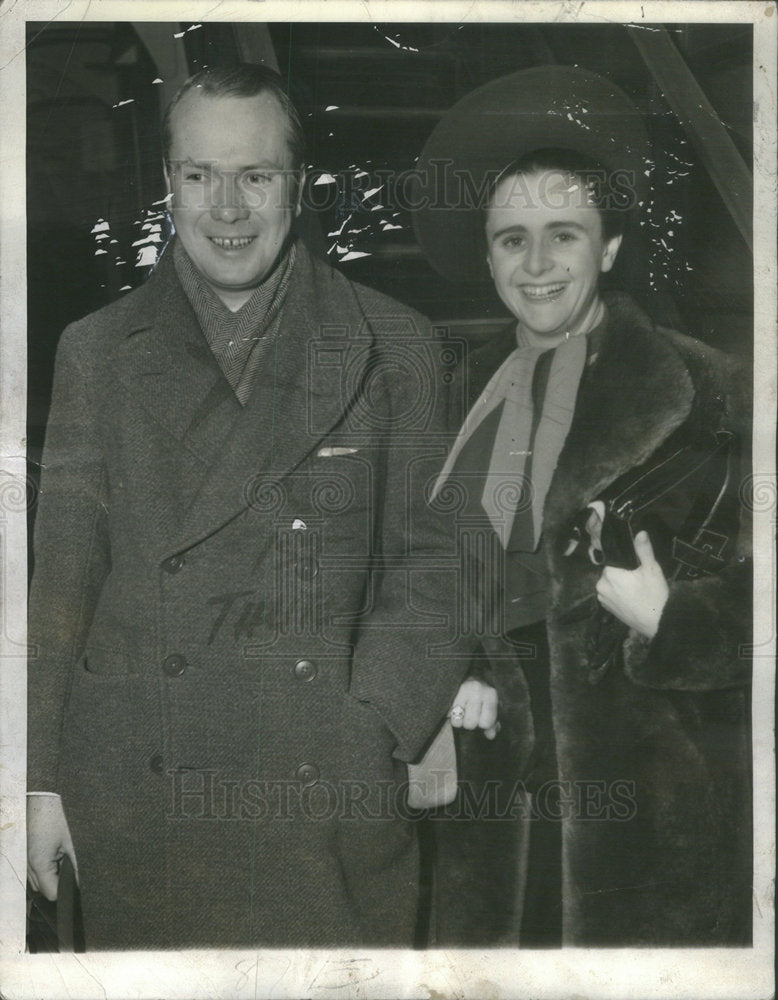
[622,560,751,690]
[622,332,753,692]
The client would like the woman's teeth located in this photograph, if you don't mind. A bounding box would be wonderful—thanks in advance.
[520,283,566,300]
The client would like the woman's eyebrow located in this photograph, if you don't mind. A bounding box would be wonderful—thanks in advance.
[489,220,587,240]
[488,223,527,240]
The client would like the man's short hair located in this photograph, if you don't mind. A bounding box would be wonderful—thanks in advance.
[163,63,306,168]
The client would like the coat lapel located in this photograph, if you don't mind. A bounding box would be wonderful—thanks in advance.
[178,245,375,552]
[544,293,695,530]
[113,246,241,552]
[116,245,242,465]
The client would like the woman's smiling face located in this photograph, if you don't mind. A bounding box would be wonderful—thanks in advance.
[485,169,622,343]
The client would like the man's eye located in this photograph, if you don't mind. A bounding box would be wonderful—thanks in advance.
[554,231,577,243]
[183,172,205,183]
[245,173,272,185]
[501,235,525,249]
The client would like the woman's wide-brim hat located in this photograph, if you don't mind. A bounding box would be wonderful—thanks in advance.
[412,65,650,284]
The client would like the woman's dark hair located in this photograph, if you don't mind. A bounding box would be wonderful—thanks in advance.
[487,147,631,240]
[162,63,306,168]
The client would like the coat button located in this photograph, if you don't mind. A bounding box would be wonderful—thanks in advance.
[162,555,185,574]
[162,654,187,677]
[149,753,164,774]
[293,658,317,682]
[295,763,319,785]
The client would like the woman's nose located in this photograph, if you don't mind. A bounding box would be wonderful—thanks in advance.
[523,239,551,277]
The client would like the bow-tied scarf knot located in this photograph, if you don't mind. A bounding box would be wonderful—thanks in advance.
[432,327,589,550]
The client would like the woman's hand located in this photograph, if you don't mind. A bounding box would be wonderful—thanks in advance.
[449,677,499,739]
[596,530,669,638]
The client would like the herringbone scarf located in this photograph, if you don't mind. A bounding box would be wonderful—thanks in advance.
[174,239,296,405]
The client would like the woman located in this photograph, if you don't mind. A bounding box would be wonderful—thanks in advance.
[414,66,752,946]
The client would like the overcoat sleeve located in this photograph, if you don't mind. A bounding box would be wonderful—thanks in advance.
[346,316,472,763]
[27,321,111,790]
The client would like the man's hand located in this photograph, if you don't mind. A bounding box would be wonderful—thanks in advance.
[596,530,670,639]
[27,795,78,900]
[449,677,499,739]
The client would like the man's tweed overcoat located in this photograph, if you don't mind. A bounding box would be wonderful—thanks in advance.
[28,241,468,948]
[447,292,752,945]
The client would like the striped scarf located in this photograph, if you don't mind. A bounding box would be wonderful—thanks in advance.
[174,239,296,405]
[432,316,606,550]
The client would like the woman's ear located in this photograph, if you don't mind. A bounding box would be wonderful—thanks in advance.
[600,234,623,273]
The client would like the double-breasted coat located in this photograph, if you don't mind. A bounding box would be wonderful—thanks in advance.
[27,241,468,948]
[446,291,752,945]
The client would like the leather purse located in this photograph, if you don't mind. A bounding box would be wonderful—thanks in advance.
[598,427,739,579]
[56,854,84,952]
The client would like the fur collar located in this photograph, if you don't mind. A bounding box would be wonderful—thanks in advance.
[543,292,695,529]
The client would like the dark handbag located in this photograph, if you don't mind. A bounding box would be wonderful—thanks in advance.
[566,426,741,681]
[56,854,85,952]
[598,427,739,579]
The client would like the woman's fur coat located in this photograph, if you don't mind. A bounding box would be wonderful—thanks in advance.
[447,291,752,946]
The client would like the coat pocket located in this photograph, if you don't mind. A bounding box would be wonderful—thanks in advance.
[82,643,136,678]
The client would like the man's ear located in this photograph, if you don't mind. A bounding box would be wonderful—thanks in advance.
[600,234,623,273]
[293,168,306,218]
[163,160,173,201]
[486,251,494,281]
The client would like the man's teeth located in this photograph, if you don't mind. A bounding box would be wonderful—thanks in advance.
[521,284,566,299]
[210,237,254,249]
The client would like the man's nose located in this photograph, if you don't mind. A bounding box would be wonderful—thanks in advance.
[523,239,551,277]
[209,174,250,223]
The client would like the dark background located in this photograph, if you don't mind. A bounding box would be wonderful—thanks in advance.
[26,19,753,469]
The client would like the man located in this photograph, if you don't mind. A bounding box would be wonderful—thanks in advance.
[26,64,477,948]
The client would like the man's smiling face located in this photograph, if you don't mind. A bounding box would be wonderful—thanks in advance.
[485,169,622,343]
[165,88,300,310]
